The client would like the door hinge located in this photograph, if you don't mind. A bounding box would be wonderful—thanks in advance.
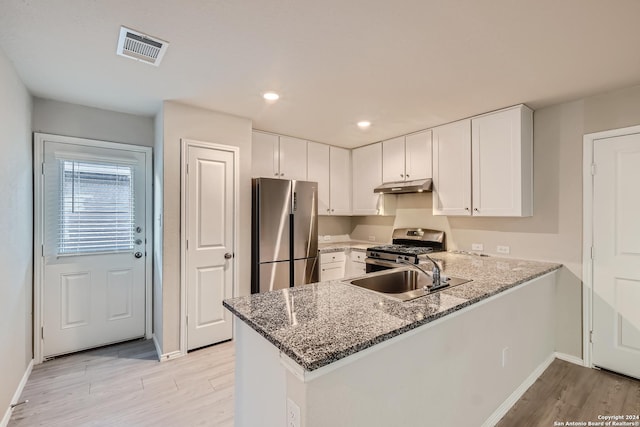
[591,246,594,260]
[186,240,189,250]
[41,326,44,340]
[186,315,188,326]
[41,162,45,175]
[186,163,189,174]
[589,330,593,343]
[41,245,44,257]
[591,163,596,175]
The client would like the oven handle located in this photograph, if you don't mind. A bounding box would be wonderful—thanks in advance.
[365,257,401,269]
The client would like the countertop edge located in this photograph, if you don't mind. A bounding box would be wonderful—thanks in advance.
[224,263,562,372]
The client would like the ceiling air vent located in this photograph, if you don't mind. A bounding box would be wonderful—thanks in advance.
[116,26,169,66]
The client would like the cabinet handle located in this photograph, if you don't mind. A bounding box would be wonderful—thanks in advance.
[465,207,470,211]
[400,174,404,177]
[406,174,410,178]
[473,208,478,212]
[326,209,330,212]
[280,173,284,176]
[274,172,278,176]
[331,209,334,212]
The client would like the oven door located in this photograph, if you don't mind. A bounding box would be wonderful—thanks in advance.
[365,257,401,273]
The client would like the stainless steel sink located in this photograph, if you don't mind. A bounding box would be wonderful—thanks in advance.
[348,268,471,302]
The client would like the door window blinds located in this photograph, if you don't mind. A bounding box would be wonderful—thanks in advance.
[57,159,135,255]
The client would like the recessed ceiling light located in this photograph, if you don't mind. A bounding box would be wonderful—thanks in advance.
[263,92,280,101]
[357,121,371,129]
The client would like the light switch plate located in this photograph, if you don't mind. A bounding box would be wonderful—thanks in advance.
[497,245,510,254]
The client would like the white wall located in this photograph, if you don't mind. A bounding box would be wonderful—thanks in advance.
[32,98,154,146]
[0,47,33,419]
[159,101,252,354]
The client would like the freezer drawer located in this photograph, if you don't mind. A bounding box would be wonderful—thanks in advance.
[256,261,290,293]
[293,257,318,286]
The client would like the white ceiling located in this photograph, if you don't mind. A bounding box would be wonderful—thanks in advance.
[1,0,640,148]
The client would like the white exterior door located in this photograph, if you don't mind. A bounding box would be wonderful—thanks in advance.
[592,132,640,379]
[184,141,236,351]
[40,138,149,358]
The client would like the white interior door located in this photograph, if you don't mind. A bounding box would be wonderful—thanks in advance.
[592,132,640,379]
[41,139,149,358]
[184,141,236,351]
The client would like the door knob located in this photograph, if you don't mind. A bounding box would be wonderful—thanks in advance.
[134,252,143,258]
[224,253,233,259]
[136,226,142,233]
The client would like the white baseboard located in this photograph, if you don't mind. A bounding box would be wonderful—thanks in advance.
[1,359,34,427]
[153,334,185,362]
[482,352,556,427]
[554,352,585,367]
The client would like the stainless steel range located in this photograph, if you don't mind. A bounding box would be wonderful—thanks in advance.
[366,228,445,273]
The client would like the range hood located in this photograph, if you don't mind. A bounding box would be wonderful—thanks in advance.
[373,178,432,194]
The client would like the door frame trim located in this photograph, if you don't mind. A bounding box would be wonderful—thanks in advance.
[582,123,640,369]
[180,139,239,355]
[33,132,153,364]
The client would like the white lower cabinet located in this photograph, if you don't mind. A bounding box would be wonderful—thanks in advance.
[320,251,346,281]
[348,251,366,276]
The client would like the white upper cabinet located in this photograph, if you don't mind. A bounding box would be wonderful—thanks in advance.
[251,131,307,180]
[471,105,533,217]
[279,136,307,180]
[382,136,405,183]
[432,119,472,216]
[352,143,382,215]
[405,130,432,181]
[307,141,330,214]
[252,131,279,178]
[432,105,533,217]
[329,147,351,215]
[382,131,432,183]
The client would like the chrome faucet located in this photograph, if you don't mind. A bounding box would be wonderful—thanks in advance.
[396,255,448,292]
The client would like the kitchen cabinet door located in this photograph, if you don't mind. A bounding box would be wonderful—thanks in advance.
[432,119,472,216]
[329,147,351,215]
[251,131,279,178]
[307,141,330,215]
[405,129,432,181]
[471,105,533,217]
[352,143,382,215]
[279,136,307,181]
[382,136,405,183]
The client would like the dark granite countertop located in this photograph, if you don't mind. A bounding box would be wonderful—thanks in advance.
[223,252,562,371]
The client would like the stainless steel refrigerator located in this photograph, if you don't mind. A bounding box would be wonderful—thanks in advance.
[251,178,319,293]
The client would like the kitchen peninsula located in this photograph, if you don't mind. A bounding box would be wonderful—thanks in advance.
[224,253,561,427]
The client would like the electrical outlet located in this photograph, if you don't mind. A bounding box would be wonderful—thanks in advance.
[287,398,301,427]
[502,347,509,368]
[369,236,376,242]
[323,235,331,241]
[471,243,484,251]
[497,245,510,254]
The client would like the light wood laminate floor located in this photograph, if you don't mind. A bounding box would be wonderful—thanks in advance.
[8,339,234,427]
[8,341,640,427]
[498,359,640,426]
